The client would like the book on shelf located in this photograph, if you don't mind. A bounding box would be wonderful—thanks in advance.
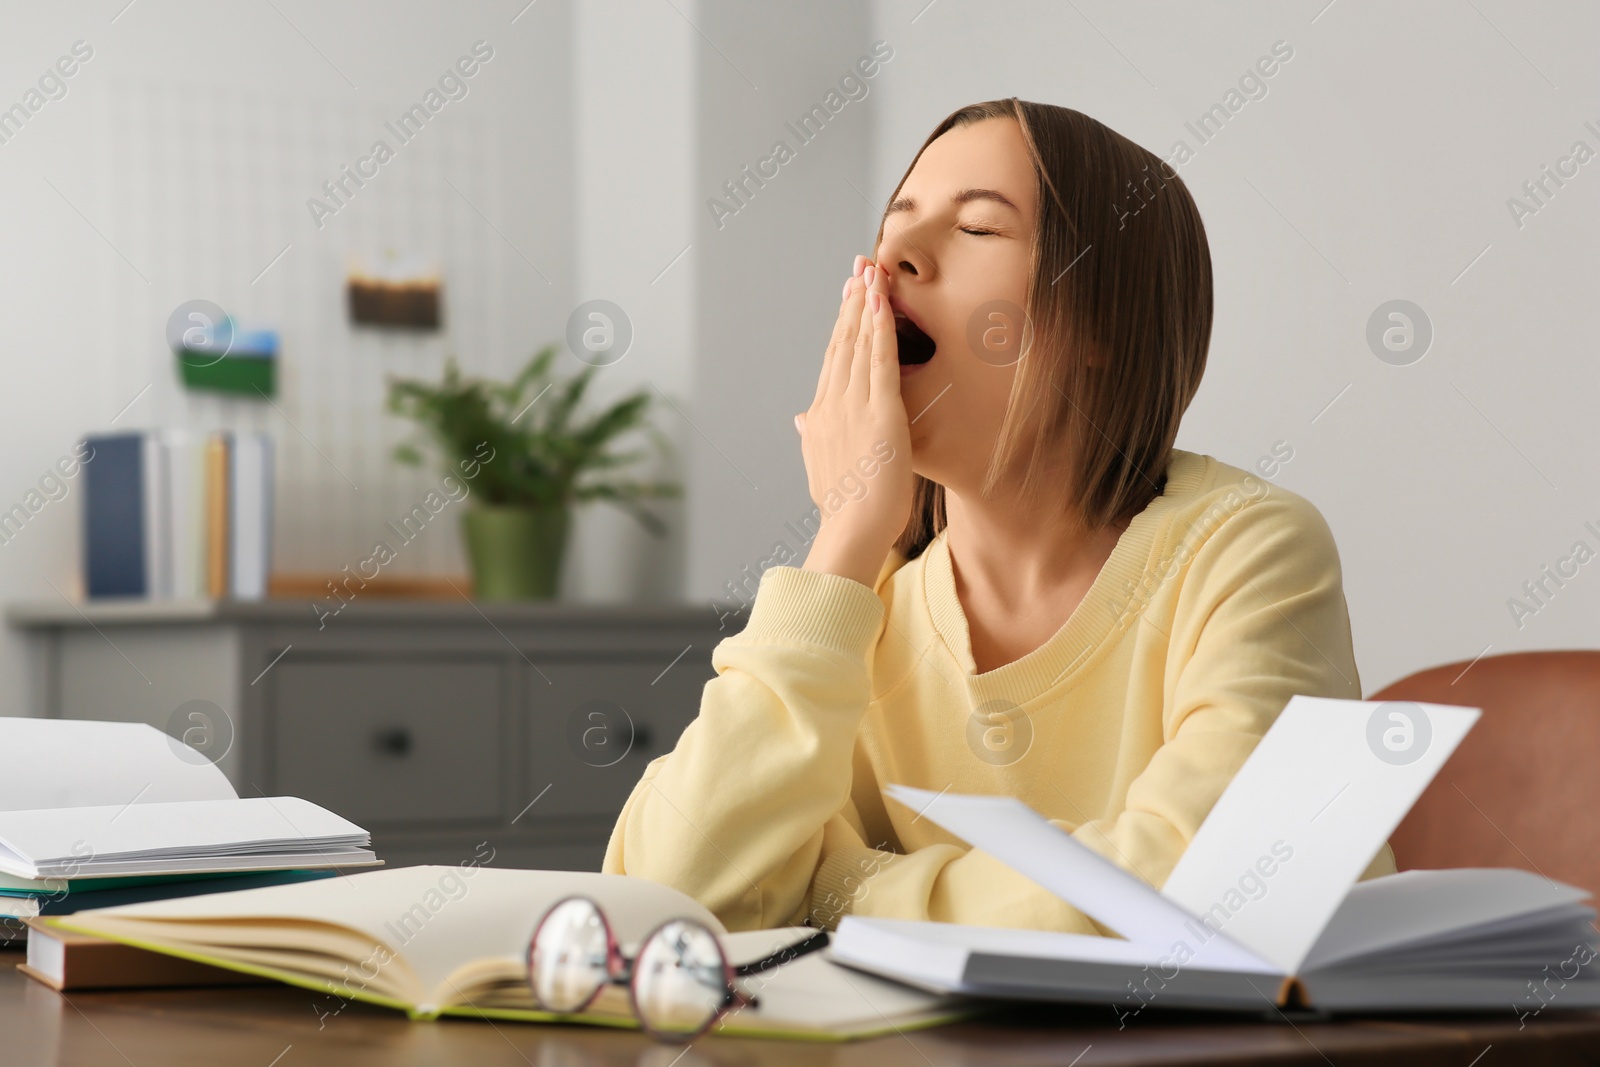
[0,717,378,920]
[165,430,205,600]
[205,431,230,598]
[81,433,147,598]
[46,865,969,1040]
[82,429,272,601]
[229,431,273,599]
[142,432,170,598]
[828,695,1600,1015]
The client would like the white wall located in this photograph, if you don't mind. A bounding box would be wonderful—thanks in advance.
[863,0,1599,690]
[0,0,580,714]
[683,1,878,614]
[566,0,693,604]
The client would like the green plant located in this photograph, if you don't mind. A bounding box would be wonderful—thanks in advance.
[385,345,680,535]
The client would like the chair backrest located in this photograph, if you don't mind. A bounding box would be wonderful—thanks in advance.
[1373,650,1600,899]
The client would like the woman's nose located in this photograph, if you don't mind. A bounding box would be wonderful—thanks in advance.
[876,227,928,280]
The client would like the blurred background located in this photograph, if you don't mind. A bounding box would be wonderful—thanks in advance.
[0,0,1594,864]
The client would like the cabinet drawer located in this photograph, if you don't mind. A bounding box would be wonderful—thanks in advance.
[270,659,503,825]
[523,656,711,823]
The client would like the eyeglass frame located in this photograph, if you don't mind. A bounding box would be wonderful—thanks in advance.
[525,894,831,1041]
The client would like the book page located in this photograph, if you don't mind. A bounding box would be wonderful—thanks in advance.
[1301,868,1592,971]
[0,719,236,811]
[65,864,728,1009]
[717,928,956,1034]
[884,785,1274,972]
[836,915,1190,967]
[1159,695,1478,974]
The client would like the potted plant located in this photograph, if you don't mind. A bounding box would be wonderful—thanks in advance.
[386,345,680,601]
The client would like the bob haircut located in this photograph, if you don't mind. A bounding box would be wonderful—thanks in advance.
[881,98,1213,559]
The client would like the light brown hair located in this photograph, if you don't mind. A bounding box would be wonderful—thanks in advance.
[884,98,1213,558]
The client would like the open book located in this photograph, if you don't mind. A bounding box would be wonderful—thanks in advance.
[830,695,1600,1015]
[47,865,969,1040]
[0,719,377,883]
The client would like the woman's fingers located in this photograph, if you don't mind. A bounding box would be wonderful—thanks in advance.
[846,263,879,396]
[866,274,901,404]
[797,254,915,584]
[813,276,853,407]
[830,271,868,397]
[815,260,866,406]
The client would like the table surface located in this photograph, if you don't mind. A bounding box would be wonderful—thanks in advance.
[7,962,1600,1067]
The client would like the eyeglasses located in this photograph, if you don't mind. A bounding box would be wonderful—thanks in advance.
[527,895,830,1041]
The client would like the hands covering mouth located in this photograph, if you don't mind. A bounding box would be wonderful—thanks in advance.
[793,254,918,589]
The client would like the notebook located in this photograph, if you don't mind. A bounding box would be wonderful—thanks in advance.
[0,718,378,881]
[47,865,972,1040]
[829,695,1600,1014]
[0,868,337,921]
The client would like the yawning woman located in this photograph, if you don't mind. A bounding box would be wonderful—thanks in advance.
[603,97,1393,934]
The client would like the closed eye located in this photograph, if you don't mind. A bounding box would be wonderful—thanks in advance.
[960,226,999,236]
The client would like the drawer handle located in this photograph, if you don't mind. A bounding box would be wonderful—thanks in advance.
[372,726,413,757]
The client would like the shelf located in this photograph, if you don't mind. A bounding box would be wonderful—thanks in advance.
[6,597,742,630]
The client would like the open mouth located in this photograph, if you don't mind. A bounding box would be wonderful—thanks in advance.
[895,314,937,365]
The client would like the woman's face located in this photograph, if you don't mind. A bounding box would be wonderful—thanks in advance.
[876,116,1038,494]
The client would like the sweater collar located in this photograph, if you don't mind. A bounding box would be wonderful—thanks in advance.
[921,448,1209,705]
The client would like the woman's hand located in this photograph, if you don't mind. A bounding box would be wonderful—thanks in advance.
[796,256,914,588]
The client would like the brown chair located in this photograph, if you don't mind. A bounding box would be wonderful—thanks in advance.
[1372,649,1600,899]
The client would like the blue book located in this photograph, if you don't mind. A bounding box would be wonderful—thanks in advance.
[82,433,148,597]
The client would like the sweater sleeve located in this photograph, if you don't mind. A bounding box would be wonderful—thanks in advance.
[600,564,887,931]
[799,489,1394,932]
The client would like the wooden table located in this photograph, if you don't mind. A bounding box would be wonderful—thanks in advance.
[7,963,1600,1066]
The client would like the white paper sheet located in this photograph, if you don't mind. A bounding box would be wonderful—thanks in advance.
[884,785,1274,972]
[0,719,236,812]
[1158,695,1478,974]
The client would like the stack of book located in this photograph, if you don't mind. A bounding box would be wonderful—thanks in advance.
[0,717,379,972]
[82,430,273,600]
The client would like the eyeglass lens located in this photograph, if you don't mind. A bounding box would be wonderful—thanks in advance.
[631,919,731,1038]
[530,897,613,1013]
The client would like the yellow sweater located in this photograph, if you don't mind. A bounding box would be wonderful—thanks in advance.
[603,448,1395,933]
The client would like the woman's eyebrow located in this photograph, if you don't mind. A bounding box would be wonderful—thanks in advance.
[885,188,1020,217]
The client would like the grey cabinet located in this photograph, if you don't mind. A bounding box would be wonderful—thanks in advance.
[9,599,741,872]
[525,658,706,822]
[270,658,507,825]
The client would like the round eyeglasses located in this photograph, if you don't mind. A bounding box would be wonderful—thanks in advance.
[527,895,830,1042]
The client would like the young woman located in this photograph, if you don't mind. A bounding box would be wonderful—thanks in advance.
[603,98,1393,934]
